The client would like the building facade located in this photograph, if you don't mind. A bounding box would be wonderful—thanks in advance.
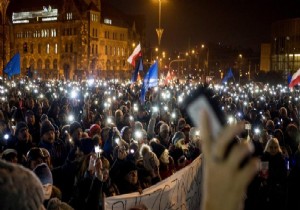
[2,0,141,80]
[271,18,300,73]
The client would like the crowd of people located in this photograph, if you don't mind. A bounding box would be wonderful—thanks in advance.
[0,78,300,210]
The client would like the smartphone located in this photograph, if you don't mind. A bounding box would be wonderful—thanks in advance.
[181,86,247,166]
[181,86,226,139]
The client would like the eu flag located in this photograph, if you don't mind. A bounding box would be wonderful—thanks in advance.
[222,68,234,84]
[140,61,158,104]
[131,56,143,83]
[4,53,21,79]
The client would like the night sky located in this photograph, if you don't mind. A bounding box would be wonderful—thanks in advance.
[108,0,300,52]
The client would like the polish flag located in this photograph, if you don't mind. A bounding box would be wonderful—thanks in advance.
[164,70,172,85]
[289,69,300,88]
[127,43,141,66]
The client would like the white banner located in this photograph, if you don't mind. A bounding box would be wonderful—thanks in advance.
[104,156,202,210]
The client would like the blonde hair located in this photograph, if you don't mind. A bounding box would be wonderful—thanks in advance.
[264,138,282,154]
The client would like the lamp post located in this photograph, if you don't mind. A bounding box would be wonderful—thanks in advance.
[156,0,163,47]
[0,0,9,79]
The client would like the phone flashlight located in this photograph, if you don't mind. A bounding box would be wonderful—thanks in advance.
[135,130,142,139]
[152,106,159,113]
[130,149,135,154]
[4,134,9,140]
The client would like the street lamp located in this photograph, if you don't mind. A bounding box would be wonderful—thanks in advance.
[156,0,164,46]
[0,0,9,79]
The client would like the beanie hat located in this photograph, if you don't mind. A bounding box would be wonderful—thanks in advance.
[69,121,82,135]
[0,159,44,210]
[15,121,28,136]
[33,163,53,185]
[140,144,160,171]
[25,110,34,117]
[172,131,185,145]
[47,198,74,210]
[120,160,137,178]
[150,141,166,159]
[79,137,97,155]
[89,124,101,137]
[40,120,55,137]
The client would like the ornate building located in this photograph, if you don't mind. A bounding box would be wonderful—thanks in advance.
[3,0,142,80]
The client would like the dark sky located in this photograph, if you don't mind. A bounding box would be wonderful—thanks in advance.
[108,0,300,52]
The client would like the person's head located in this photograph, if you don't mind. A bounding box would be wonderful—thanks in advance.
[25,97,35,110]
[134,121,143,131]
[1,149,18,163]
[89,124,101,138]
[40,120,55,144]
[33,163,53,200]
[140,144,160,172]
[25,110,35,126]
[177,118,186,131]
[15,121,30,142]
[0,159,44,210]
[121,126,132,143]
[265,120,275,133]
[159,123,169,139]
[264,138,282,156]
[121,160,138,185]
[150,140,169,164]
[26,147,47,170]
[172,131,185,149]
[70,121,82,144]
[115,109,124,122]
[279,107,288,117]
[47,198,73,210]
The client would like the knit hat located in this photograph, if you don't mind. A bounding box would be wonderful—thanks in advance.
[79,137,97,155]
[172,131,185,145]
[120,160,138,178]
[89,124,101,137]
[150,141,166,159]
[25,110,34,116]
[0,159,44,210]
[40,120,55,137]
[47,198,74,210]
[69,121,82,135]
[140,144,160,171]
[33,163,53,185]
[15,121,28,136]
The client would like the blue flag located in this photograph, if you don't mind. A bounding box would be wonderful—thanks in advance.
[140,61,158,104]
[131,56,143,83]
[287,73,292,85]
[4,53,21,79]
[222,68,234,83]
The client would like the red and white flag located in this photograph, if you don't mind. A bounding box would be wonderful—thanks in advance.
[164,70,172,85]
[127,43,141,66]
[289,68,300,88]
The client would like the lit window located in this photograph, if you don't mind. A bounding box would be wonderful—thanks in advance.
[55,43,58,54]
[104,18,112,25]
[67,13,73,20]
[46,43,50,54]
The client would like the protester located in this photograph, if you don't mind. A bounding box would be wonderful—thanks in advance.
[0,159,44,210]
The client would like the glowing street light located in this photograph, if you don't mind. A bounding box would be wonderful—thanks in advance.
[156,0,164,46]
